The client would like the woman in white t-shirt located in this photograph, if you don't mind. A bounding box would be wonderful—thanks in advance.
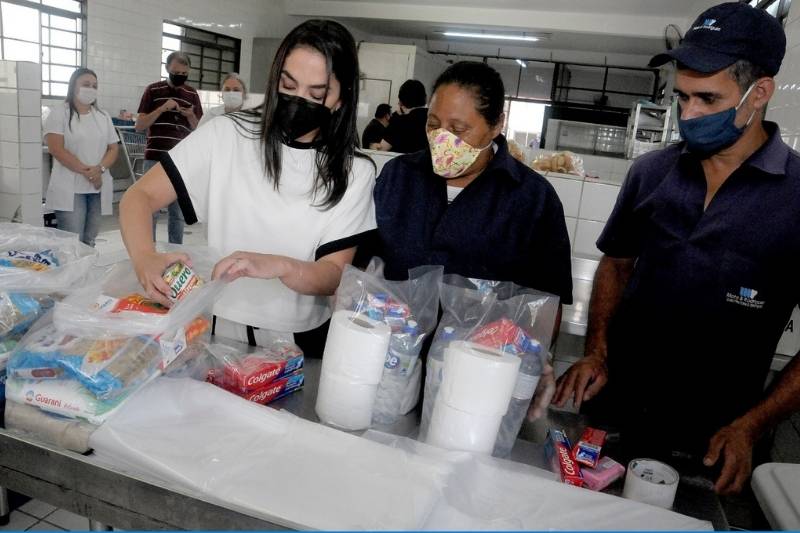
[119,20,376,355]
[45,68,119,246]
[197,72,247,128]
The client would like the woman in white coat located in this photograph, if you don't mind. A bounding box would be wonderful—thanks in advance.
[197,72,247,128]
[44,68,118,246]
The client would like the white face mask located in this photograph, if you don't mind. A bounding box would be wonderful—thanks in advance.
[222,91,243,109]
[77,86,97,105]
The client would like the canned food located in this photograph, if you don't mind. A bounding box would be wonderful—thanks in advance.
[162,262,203,302]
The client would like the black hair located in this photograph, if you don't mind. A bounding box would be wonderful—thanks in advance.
[398,79,426,108]
[227,19,368,209]
[65,67,103,131]
[375,103,391,119]
[166,51,191,68]
[432,61,505,127]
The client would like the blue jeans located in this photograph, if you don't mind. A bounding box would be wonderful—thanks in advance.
[142,159,184,244]
[55,193,101,247]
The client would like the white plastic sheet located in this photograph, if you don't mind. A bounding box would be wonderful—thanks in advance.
[90,377,712,531]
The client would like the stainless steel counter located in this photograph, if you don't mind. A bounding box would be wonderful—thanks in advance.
[0,357,728,530]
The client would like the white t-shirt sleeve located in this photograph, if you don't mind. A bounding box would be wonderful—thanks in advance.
[43,103,66,138]
[161,117,221,224]
[316,157,377,259]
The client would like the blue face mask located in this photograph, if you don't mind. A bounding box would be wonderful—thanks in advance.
[678,84,756,157]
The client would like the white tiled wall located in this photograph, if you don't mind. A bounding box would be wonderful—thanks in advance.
[0,61,42,225]
[770,1,800,148]
[78,0,295,117]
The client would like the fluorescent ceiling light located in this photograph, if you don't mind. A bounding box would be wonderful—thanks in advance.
[515,59,527,68]
[442,31,539,42]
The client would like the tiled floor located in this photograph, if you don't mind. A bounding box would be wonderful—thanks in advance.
[0,498,87,531]
[2,214,206,531]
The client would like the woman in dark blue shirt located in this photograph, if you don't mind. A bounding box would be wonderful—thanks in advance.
[365,61,572,305]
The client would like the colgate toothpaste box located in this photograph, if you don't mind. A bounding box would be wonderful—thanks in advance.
[240,371,304,405]
[544,428,584,487]
[222,346,303,393]
[572,427,607,468]
[209,369,304,406]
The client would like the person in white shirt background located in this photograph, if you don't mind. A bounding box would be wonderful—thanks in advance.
[44,68,119,247]
[197,72,248,128]
[119,19,376,356]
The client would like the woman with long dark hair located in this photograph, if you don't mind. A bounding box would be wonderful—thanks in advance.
[44,67,119,246]
[119,19,375,355]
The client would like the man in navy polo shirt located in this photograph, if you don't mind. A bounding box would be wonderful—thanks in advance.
[554,2,800,495]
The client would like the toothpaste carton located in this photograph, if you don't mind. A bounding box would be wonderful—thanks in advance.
[209,369,304,406]
[221,345,304,394]
[544,428,584,487]
[240,371,304,405]
[572,427,607,468]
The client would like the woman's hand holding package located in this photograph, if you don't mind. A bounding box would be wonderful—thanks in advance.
[132,250,192,307]
[212,251,289,283]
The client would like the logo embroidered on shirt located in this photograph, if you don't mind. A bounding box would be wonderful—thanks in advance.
[693,18,721,31]
[726,286,765,309]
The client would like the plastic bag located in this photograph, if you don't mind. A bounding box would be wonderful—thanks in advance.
[53,246,224,337]
[4,399,95,453]
[181,338,307,406]
[334,259,442,425]
[7,311,211,399]
[419,275,559,457]
[530,151,585,177]
[0,223,96,294]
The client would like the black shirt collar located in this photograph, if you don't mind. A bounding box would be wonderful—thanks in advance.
[680,121,789,177]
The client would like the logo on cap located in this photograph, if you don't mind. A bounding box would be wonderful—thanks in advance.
[693,18,721,31]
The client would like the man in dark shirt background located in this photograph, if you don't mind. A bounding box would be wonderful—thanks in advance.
[378,79,428,154]
[135,51,202,244]
[362,103,391,149]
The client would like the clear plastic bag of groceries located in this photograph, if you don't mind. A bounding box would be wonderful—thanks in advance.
[0,223,96,293]
[167,337,306,406]
[419,275,559,457]
[334,259,443,425]
[7,309,211,400]
[0,223,97,375]
[52,245,224,338]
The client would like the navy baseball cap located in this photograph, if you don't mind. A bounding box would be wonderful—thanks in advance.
[650,2,786,76]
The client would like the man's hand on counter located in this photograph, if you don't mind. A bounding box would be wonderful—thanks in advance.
[552,355,608,410]
[703,422,755,495]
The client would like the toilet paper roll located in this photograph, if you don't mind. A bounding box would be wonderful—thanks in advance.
[427,399,503,454]
[440,341,521,416]
[315,371,379,431]
[622,458,679,509]
[321,310,391,385]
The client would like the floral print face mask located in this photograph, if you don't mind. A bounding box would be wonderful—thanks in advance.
[427,128,493,178]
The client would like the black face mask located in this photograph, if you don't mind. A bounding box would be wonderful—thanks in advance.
[274,93,331,142]
[169,73,188,86]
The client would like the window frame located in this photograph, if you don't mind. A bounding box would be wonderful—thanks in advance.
[0,0,86,97]
[744,0,793,22]
[161,21,241,91]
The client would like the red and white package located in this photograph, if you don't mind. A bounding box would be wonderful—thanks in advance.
[208,343,304,394]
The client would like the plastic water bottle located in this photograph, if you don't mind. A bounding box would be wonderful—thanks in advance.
[419,325,456,441]
[492,341,543,457]
[372,321,421,425]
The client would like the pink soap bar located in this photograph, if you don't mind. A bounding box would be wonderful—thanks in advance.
[581,456,626,491]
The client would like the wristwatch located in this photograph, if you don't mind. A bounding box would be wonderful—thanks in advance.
[100,165,107,174]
